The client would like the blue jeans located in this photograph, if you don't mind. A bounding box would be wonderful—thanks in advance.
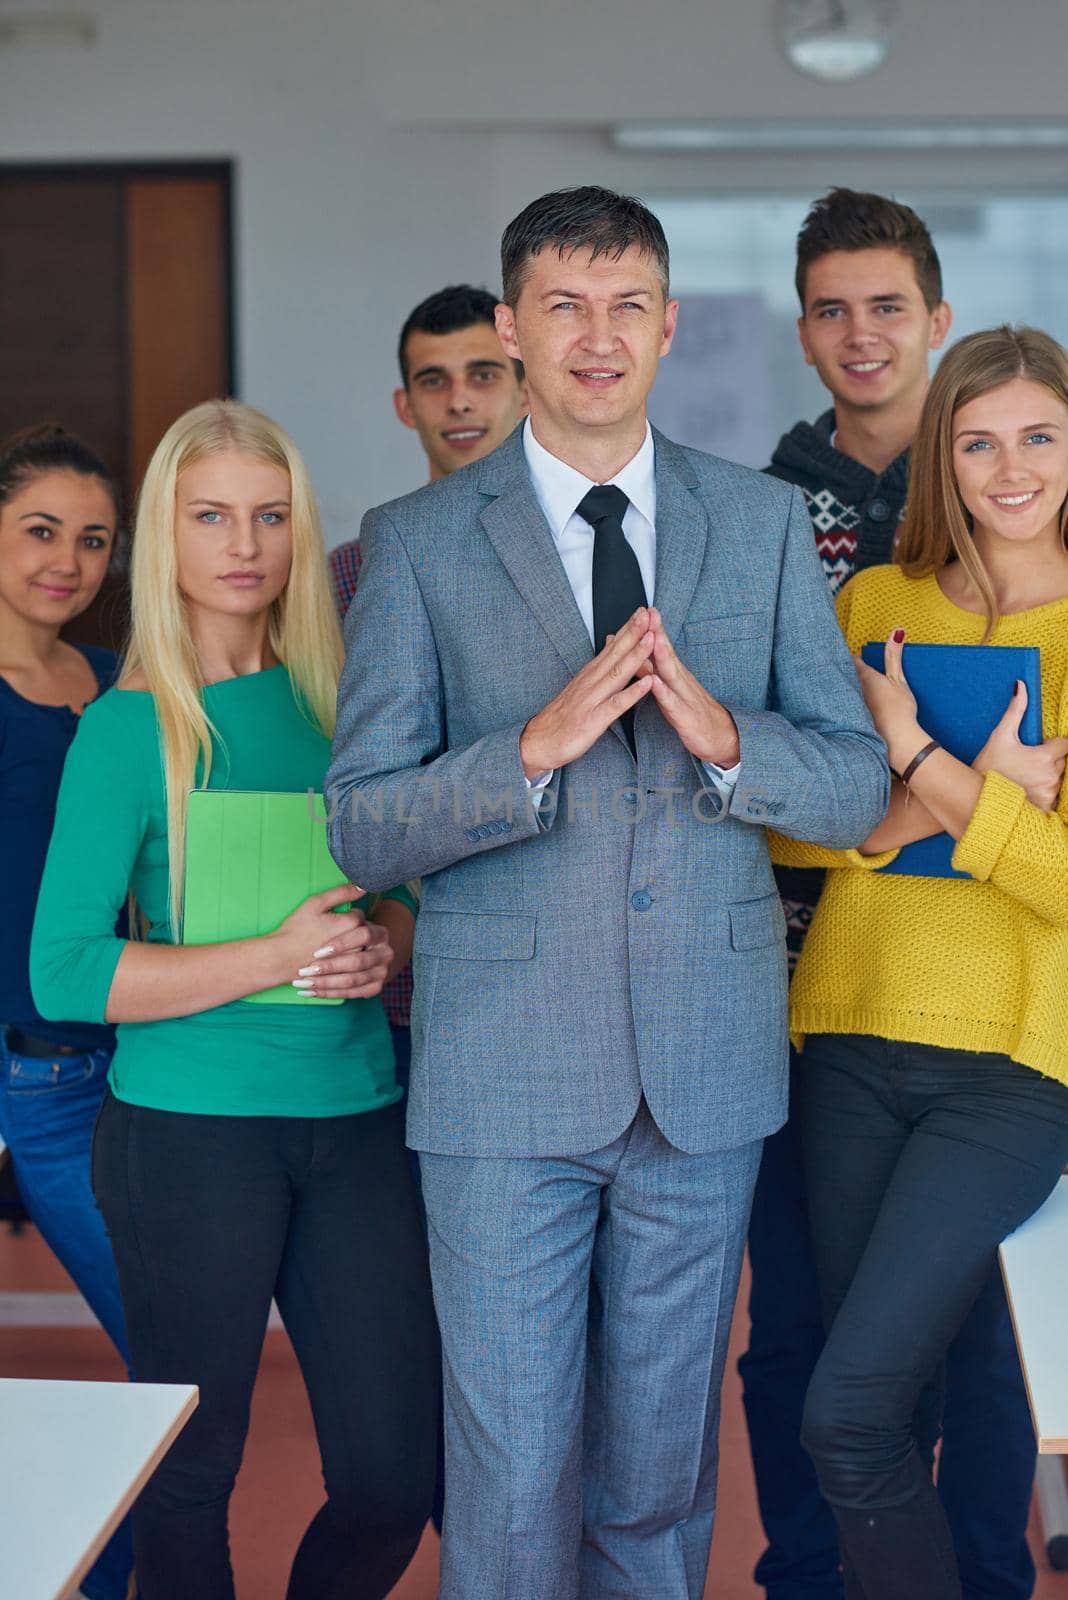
[0,1030,134,1600]
[741,1048,1040,1600]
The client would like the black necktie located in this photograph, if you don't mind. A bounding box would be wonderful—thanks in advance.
[578,485,647,654]
[578,484,646,749]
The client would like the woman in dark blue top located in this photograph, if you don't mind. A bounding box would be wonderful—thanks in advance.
[0,424,132,1600]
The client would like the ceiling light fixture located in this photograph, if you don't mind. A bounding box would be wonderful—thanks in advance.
[775,0,898,83]
[611,121,1068,154]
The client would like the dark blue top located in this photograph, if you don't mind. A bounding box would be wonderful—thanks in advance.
[1,645,118,1051]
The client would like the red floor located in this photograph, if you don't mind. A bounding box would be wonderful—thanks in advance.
[1,1220,1064,1599]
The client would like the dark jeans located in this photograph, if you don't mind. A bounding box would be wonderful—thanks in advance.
[740,1053,841,1600]
[0,1030,133,1600]
[389,1021,412,1094]
[389,1019,446,1536]
[741,1053,1041,1600]
[796,1034,1068,1600]
[92,1091,439,1600]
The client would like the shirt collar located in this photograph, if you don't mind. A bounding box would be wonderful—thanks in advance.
[522,417,655,541]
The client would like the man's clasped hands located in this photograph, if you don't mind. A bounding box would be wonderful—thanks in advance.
[519,605,741,781]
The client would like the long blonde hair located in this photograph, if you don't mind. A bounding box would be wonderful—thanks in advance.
[898,325,1068,640]
[120,399,343,928]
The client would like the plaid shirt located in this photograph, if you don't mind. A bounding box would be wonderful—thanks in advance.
[330,538,413,1029]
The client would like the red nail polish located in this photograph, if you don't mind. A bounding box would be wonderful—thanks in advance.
[1012,680,1019,697]
[892,628,905,644]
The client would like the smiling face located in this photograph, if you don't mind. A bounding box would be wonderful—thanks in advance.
[952,377,1068,554]
[174,449,293,628]
[394,324,527,480]
[798,246,951,421]
[0,469,115,631]
[495,243,678,458]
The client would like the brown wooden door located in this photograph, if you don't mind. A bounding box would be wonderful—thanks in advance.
[0,163,233,647]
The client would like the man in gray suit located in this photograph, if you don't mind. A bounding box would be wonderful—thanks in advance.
[326,186,888,1599]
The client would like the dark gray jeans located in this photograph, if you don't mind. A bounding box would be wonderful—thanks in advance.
[92,1092,439,1600]
[797,1033,1068,1600]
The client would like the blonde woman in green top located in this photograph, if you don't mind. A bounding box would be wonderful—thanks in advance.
[31,401,438,1600]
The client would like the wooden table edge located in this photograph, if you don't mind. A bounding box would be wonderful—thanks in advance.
[53,1383,199,1600]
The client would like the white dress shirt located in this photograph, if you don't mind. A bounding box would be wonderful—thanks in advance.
[524,417,658,642]
[521,418,740,793]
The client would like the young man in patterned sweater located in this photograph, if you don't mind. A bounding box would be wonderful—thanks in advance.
[768,411,911,966]
[743,190,1039,1600]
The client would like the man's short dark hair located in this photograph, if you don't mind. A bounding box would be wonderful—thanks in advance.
[795,188,943,312]
[397,284,523,386]
[500,186,670,308]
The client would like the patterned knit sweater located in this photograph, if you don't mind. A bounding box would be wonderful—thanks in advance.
[772,564,1068,1087]
[767,407,909,592]
[767,409,910,965]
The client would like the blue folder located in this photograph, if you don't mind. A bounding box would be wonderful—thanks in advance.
[860,641,1043,879]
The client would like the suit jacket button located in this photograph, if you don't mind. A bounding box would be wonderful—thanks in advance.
[631,889,653,911]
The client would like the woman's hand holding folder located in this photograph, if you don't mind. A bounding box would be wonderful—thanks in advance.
[274,885,396,1001]
[974,682,1068,813]
[105,885,395,1021]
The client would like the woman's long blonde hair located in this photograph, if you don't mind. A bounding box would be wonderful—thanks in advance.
[120,399,344,928]
[898,325,1068,640]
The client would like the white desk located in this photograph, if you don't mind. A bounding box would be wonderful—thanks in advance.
[0,1377,197,1600]
[1000,1174,1068,1453]
[1000,1174,1068,1568]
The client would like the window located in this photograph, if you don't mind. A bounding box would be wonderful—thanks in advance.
[646,193,1068,466]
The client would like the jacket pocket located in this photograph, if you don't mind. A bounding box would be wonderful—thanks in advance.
[728,893,786,952]
[416,909,537,961]
[684,612,767,645]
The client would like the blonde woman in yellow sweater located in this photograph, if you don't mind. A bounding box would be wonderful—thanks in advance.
[774,326,1068,1600]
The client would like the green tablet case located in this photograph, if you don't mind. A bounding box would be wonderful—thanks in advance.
[183,790,350,1005]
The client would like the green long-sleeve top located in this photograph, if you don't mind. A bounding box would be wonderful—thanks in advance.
[30,665,414,1117]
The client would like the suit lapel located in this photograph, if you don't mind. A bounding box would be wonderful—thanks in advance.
[651,430,709,644]
[477,435,593,682]
[477,426,712,760]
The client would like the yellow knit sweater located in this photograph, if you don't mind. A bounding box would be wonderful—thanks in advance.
[773,564,1068,1086]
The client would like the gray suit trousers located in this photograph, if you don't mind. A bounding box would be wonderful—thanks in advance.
[420,1102,763,1600]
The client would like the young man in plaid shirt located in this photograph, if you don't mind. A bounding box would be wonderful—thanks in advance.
[330,283,527,1082]
[330,286,525,1540]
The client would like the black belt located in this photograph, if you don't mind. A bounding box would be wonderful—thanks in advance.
[4,1026,77,1059]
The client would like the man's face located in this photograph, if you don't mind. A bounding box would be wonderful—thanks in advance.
[798,247,951,416]
[394,324,527,479]
[495,244,678,442]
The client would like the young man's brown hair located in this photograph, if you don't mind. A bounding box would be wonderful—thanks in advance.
[795,187,943,311]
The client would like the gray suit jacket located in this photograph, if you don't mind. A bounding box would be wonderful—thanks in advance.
[326,426,888,1157]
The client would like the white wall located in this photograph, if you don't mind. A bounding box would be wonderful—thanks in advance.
[2,0,1067,540]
